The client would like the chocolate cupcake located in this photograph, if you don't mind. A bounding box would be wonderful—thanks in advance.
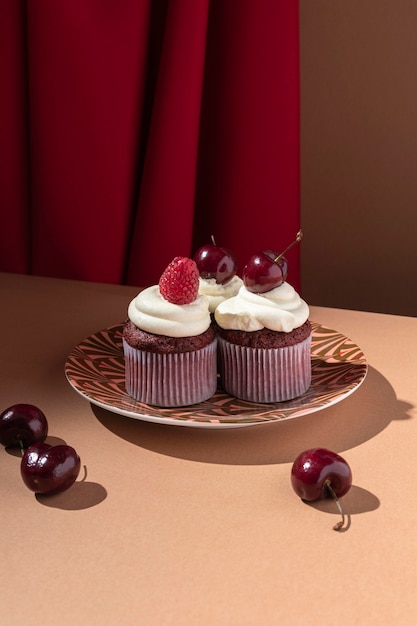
[123,257,217,407]
[214,281,312,403]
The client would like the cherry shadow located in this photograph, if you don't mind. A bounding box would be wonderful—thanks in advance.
[92,365,413,466]
[305,485,380,532]
[35,480,108,510]
[35,466,107,510]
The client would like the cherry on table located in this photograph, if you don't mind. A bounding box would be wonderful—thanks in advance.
[193,236,237,285]
[21,442,81,495]
[291,447,352,531]
[0,404,48,450]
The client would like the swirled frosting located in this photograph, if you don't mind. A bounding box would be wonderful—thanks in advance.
[198,275,243,313]
[214,282,309,333]
[127,285,211,338]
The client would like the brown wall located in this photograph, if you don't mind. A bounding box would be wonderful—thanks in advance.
[299,1,417,316]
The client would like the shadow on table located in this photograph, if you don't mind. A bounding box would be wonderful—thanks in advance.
[306,485,381,531]
[92,365,413,466]
[36,479,107,510]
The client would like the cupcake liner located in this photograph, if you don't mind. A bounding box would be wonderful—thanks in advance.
[123,338,217,407]
[217,334,312,403]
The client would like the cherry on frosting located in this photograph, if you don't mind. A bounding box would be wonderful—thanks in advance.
[193,236,238,285]
[242,230,302,294]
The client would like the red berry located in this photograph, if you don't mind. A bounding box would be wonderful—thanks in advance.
[243,250,287,293]
[291,448,352,531]
[21,443,81,495]
[193,237,237,285]
[291,448,352,501]
[243,231,302,294]
[0,404,48,449]
[159,257,199,304]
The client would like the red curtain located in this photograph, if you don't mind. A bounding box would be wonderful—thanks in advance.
[0,0,300,291]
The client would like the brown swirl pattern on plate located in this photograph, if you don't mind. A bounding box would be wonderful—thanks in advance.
[65,322,368,427]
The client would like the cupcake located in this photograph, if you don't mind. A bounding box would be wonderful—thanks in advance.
[193,237,243,314]
[123,257,217,407]
[214,236,311,403]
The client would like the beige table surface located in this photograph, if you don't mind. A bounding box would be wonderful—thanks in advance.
[1,272,416,626]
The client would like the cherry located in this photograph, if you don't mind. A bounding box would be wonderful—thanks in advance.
[243,250,287,294]
[242,230,302,293]
[21,442,81,495]
[193,236,238,285]
[0,404,48,450]
[291,448,352,531]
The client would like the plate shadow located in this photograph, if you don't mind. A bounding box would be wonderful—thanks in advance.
[92,365,413,465]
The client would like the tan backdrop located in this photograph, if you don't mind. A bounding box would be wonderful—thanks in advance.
[300,0,417,316]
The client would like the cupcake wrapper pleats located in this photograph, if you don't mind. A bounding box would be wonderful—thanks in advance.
[217,334,312,403]
[123,338,218,407]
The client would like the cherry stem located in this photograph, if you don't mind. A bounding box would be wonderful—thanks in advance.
[324,479,347,532]
[274,230,303,263]
[17,435,25,457]
[210,235,217,246]
[80,465,88,482]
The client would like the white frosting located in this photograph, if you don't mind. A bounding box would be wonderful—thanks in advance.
[198,275,243,313]
[214,282,309,333]
[128,286,211,337]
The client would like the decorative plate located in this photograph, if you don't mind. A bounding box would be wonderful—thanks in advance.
[65,322,368,429]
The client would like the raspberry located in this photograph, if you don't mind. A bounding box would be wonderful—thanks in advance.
[159,256,199,304]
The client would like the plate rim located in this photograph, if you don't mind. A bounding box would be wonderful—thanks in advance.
[65,322,368,429]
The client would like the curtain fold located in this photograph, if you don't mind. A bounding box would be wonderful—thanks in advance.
[1,0,30,273]
[0,0,301,291]
[127,0,210,285]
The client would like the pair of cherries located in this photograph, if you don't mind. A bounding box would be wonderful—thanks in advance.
[194,231,303,293]
[0,404,80,495]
